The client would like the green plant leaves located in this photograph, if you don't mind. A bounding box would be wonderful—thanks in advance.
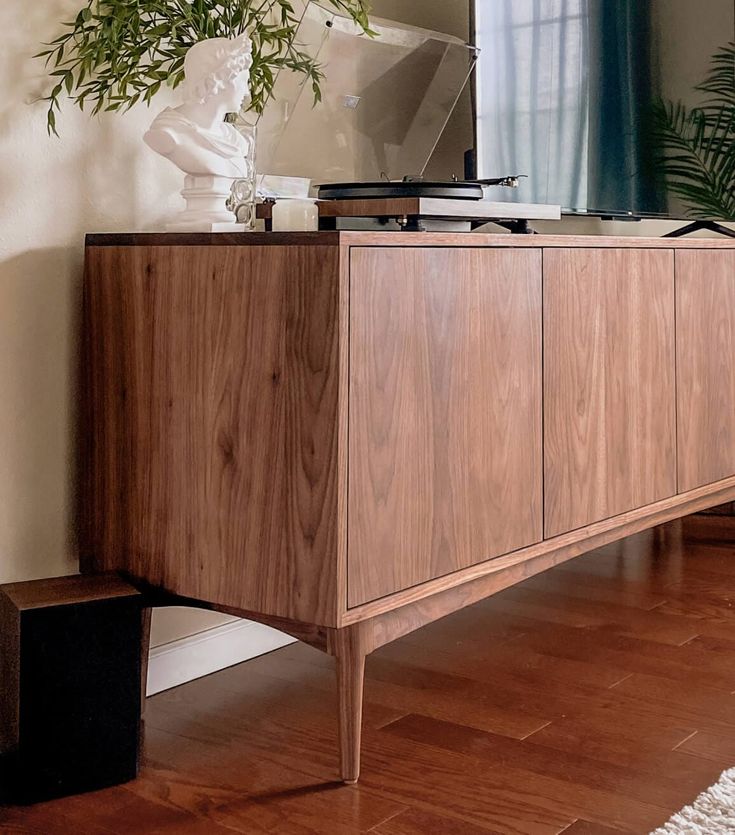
[38,0,373,135]
[654,42,735,219]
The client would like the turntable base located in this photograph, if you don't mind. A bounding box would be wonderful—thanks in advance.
[257,197,561,232]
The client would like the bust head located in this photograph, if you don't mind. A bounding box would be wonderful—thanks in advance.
[182,33,253,113]
[143,31,253,204]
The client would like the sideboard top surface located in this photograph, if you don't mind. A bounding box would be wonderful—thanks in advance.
[85,231,735,250]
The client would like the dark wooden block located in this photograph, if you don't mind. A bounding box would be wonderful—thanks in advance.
[0,574,144,804]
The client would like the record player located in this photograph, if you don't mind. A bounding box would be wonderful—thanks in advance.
[250,4,560,232]
[312,175,560,232]
[257,174,560,232]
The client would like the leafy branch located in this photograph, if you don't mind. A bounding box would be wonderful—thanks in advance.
[36,0,374,136]
[653,42,735,219]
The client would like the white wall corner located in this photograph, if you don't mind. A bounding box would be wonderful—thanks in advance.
[146,619,296,696]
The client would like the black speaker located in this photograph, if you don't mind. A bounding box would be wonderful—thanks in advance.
[0,574,144,804]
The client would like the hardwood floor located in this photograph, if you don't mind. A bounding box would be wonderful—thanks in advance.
[3,513,735,834]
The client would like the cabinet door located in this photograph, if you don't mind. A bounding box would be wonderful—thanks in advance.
[677,250,735,492]
[347,248,542,608]
[544,249,676,538]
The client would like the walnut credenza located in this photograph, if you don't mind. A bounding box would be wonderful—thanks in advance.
[81,232,735,782]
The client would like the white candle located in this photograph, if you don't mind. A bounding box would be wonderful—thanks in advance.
[272,198,319,232]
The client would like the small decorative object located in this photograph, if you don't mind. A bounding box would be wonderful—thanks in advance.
[227,119,258,230]
[653,42,735,219]
[144,34,253,231]
[37,0,374,229]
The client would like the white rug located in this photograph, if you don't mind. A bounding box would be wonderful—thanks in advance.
[652,768,735,834]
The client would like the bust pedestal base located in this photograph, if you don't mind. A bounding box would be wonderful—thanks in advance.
[167,174,241,233]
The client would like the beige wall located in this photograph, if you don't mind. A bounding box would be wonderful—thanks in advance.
[652,0,735,101]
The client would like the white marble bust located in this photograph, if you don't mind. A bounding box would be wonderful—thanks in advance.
[144,34,253,230]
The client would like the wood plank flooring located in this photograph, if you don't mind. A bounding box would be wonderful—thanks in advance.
[3,513,735,834]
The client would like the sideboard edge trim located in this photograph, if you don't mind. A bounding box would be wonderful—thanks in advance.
[339,473,735,625]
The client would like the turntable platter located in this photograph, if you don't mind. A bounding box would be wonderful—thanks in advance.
[317,180,485,201]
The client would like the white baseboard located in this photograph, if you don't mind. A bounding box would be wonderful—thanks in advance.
[146,619,296,696]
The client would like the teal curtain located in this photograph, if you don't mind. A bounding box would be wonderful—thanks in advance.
[587,0,667,214]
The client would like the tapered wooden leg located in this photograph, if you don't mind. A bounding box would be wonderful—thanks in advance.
[334,627,367,784]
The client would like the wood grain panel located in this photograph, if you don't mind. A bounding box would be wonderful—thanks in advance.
[544,249,676,538]
[80,245,345,626]
[676,250,735,492]
[348,247,542,607]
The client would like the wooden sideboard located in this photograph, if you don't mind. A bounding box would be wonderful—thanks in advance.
[81,231,735,783]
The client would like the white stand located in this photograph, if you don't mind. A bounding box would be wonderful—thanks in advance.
[166,175,244,232]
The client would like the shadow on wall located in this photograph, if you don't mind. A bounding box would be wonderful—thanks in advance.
[0,0,180,583]
[0,249,80,581]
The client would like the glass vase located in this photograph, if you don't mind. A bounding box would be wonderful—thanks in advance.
[226,118,258,231]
